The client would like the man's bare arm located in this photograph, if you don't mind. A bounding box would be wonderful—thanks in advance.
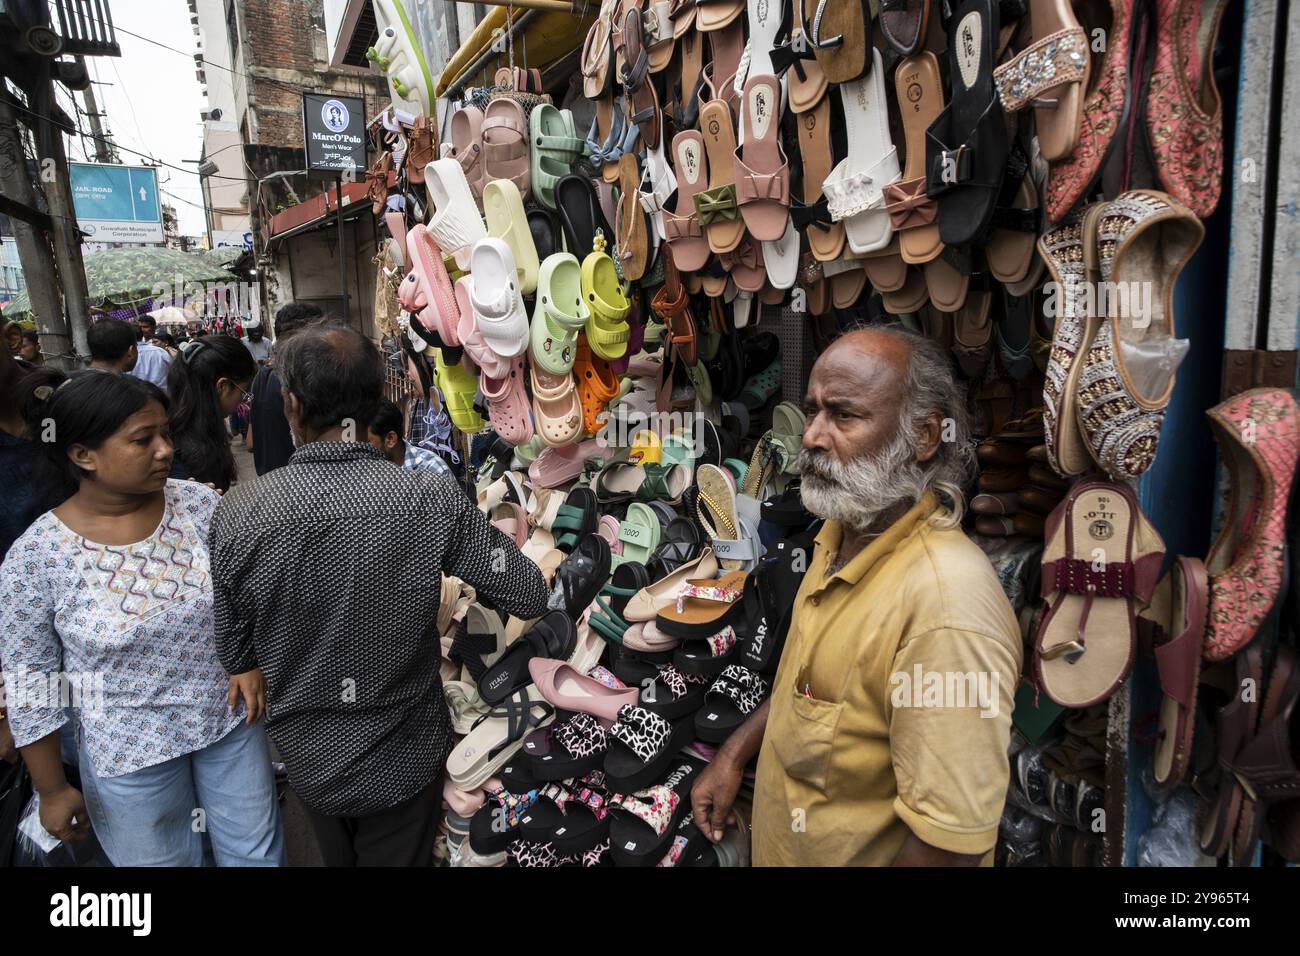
[891,831,985,866]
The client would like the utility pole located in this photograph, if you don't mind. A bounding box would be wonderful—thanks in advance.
[32,76,92,361]
[0,95,72,369]
[78,59,118,164]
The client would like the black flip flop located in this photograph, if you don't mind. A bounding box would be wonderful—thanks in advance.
[478,611,577,704]
[926,0,1008,246]
[673,627,740,676]
[555,173,614,256]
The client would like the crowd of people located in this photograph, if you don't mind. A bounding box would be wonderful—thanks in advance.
[1,306,1020,868]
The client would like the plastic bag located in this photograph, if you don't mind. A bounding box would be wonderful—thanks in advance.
[1119,336,1189,401]
[14,789,103,867]
[1137,788,1217,867]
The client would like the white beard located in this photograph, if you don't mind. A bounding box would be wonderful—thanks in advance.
[797,429,924,534]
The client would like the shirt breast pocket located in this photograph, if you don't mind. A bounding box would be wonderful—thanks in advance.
[769,670,843,793]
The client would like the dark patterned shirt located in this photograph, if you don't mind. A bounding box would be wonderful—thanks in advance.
[209,442,548,815]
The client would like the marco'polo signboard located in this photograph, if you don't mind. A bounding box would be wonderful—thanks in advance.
[302,93,366,179]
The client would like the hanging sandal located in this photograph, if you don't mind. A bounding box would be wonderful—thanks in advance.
[434,348,485,433]
[695,96,746,254]
[993,0,1090,162]
[886,51,945,265]
[926,0,1009,247]
[663,131,713,271]
[803,0,873,84]
[1141,555,1208,790]
[529,104,586,211]
[823,47,901,254]
[1075,189,1203,481]
[530,252,592,375]
[483,178,540,296]
[734,74,791,242]
[1034,480,1165,708]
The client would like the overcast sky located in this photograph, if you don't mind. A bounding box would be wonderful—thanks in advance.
[61,0,210,236]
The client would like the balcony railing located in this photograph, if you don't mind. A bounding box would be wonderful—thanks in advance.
[51,0,121,57]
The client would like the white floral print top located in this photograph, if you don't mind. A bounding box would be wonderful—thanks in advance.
[0,480,241,777]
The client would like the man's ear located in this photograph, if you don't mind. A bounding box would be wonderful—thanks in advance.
[67,443,97,475]
[282,390,302,431]
[385,432,400,454]
[915,411,944,464]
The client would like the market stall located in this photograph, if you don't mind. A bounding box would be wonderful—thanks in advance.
[358,0,1298,868]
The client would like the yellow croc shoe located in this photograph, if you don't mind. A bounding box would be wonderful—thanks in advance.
[581,243,631,361]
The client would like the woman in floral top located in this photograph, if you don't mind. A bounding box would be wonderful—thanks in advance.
[0,371,284,866]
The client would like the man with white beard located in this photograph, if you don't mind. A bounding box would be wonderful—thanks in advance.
[691,327,1022,866]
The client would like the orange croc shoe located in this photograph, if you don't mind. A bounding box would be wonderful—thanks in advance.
[574,336,621,436]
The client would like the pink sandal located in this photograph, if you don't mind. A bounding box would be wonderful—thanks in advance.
[734,74,790,242]
[663,131,712,271]
[530,366,583,448]
[454,276,509,379]
[449,105,487,206]
[481,99,531,203]
[400,225,460,345]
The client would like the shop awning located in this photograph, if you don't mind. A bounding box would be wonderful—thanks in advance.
[436,7,595,97]
[264,183,372,245]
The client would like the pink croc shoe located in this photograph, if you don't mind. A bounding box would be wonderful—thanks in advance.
[455,276,508,379]
[1203,388,1300,661]
[481,355,534,446]
[400,225,460,346]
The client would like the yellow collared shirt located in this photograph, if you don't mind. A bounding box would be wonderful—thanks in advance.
[752,493,1023,866]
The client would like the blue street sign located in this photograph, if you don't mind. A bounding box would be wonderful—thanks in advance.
[69,163,164,243]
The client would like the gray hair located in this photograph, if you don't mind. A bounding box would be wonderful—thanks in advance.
[847,323,976,527]
[277,324,384,435]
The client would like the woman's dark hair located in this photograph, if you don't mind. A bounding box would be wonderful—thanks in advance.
[27,371,168,511]
[13,367,68,434]
[166,334,256,491]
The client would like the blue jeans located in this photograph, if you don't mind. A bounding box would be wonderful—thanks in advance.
[78,719,286,867]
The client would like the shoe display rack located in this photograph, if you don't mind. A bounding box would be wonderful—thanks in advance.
[356,0,1298,867]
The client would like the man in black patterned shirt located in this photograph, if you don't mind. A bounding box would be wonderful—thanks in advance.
[210,325,548,866]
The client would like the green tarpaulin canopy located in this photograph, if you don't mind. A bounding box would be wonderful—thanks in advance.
[5,247,240,320]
